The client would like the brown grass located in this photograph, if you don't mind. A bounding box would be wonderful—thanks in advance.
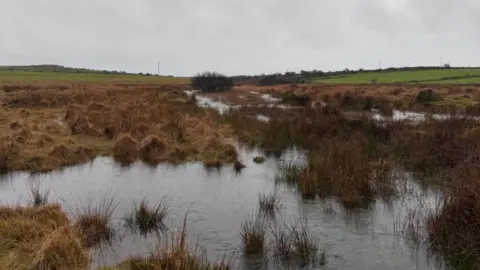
[113,134,139,165]
[0,204,88,270]
[240,218,266,255]
[138,135,167,165]
[299,137,393,207]
[423,164,480,268]
[0,82,237,173]
[73,195,118,247]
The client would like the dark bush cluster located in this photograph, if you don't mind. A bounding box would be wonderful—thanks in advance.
[191,72,233,92]
[257,75,302,86]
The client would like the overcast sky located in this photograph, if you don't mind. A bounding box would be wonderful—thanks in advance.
[1,0,479,76]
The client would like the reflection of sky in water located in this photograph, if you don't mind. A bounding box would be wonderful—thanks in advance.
[0,145,444,269]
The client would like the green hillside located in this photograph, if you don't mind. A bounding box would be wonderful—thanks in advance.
[311,68,480,84]
[0,71,189,84]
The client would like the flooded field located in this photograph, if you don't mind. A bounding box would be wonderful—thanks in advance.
[1,82,479,269]
[0,145,444,269]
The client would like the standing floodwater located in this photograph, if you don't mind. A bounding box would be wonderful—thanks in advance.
[0,145,445,269]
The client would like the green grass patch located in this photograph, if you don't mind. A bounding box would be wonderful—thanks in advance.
[0,71,189,84]
[311,68,480,84]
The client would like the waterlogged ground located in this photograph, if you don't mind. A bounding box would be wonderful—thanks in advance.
[0,143,447,270]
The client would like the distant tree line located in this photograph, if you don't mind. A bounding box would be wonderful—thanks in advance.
[231,65,464,85]
[192,72,233,92]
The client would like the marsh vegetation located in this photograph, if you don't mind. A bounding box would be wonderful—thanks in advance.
[1,77,480,269]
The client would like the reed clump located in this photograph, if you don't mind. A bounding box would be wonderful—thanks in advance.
[240,218,266,255]
[271,218,319,264]
[125,198,169,235]
[258,191,281,215]
[299,137,393,207]
[73,196,118,247]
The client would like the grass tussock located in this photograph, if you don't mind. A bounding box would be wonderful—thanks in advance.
[113,134,139,164]
[125,197,169,235]
[138,135,166,165]
[0,204,88,270]
[116,215,231,270]
[73,195,118,247]
[240,218,266,255]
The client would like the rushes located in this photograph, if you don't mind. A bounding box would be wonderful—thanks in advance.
[240,218,266,255]
[271,218,319,265]
[73,195,118,247]
[27,181,50,206]
[125,197,169,235]
[258,191,281,216]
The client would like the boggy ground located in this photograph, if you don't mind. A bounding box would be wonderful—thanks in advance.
[205,83,480,114]
[2,80,480,269]
[0,82,237,173]
[221,103,480,268]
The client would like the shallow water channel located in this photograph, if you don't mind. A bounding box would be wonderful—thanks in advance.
[0,144,446,270]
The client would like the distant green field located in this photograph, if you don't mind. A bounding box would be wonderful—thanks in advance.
[311,69,480,84]
[0,71,190,84]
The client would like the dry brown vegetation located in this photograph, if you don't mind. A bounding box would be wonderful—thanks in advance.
[0,82,237,173]
[0,204,88,270]
[223,99,480,265]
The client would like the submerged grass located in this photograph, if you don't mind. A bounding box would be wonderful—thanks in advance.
[73,195,118,247]
[422,165,480,269]
[125,197,169,235]
[27,180,50,206]
[258,191,281,216]
[270,217,320,265]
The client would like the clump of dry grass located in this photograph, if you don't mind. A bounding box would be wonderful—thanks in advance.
[73,195,118,247]
[138,135,166,165]
[116,215,231,270]
[240,218,266,255]
[0,204,88,269]
[113,134,139,165]
[125,197,169,235]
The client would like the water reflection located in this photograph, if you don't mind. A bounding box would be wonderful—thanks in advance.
[0,145,447,269]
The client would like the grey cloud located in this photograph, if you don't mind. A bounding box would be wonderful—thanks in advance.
[1,0,479,76]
